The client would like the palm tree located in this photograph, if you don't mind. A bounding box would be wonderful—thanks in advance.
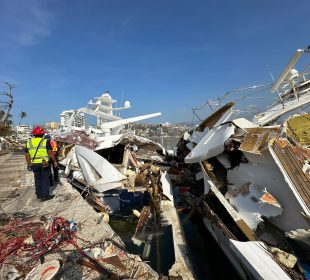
[0,110,13,136]
[18,111,27,125]
[0,110,13,126]
[0,82,14,124]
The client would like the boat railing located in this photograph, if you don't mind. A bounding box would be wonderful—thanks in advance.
[192,50,310,123]
[192,84,276,121]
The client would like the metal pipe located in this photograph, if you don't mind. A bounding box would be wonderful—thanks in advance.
[271,49,305,93]
[142,234,153,259]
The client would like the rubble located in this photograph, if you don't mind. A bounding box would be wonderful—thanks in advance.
[0,162,158,279]
[169,45,310,278]
[55,130,99,150]
[0,140,195,279]
[85,240,158,279]
[1,92,197,279]
[270,247,298,269]
[0,136,25,153]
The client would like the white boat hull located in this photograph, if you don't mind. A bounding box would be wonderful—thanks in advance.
[202,217,291,280]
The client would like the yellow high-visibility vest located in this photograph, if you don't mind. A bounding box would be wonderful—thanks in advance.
[26,138,49,164]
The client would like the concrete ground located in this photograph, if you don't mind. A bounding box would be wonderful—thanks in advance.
[0,152,157,279]
[0,152,26,189]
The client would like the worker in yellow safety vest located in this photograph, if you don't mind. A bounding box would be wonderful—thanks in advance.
[25,127,58,201]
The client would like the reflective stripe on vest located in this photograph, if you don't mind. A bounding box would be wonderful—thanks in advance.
[26,138,49,164]
[50,140,58,152]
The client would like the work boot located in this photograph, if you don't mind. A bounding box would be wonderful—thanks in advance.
[41,195,55,201]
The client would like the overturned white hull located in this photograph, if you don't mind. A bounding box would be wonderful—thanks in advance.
[75,145,125,192]
[185,110,239,163]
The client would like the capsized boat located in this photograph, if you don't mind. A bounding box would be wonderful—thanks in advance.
[172,46,310,280]
[60,132,167,212]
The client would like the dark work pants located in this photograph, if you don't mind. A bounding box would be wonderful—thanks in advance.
[53,165,59,181]
[32,164,51,199]
[49,165,59,186]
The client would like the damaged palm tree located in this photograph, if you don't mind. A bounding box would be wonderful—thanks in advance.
[0,82,14,125]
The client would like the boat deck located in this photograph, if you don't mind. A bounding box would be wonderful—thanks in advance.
[240,127,281,154]
[271,139,310,208]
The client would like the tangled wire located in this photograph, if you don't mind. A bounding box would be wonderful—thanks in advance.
[0,217,78,268]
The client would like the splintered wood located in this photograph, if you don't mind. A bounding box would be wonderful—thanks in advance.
[271,139,310,208]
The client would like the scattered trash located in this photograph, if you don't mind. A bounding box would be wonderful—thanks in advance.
[132,209,141,218]
[25,259,62,280]
[270,247,297,269]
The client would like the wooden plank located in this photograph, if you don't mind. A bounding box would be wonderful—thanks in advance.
[274,145,309,191]
[272,139,310,207]
[275,144,310,196]
[273,145,310,203]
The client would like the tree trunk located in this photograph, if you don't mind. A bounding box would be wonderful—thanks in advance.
[0,95,13,124]
[0,83,14,124]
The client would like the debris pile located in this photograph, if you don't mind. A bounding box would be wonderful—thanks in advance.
[0,216,80,277]
[0,91,197,279]
[85,240,158,279]
[0,215,158,279]
[55,130,99,150]
[0,136,25,153]
[169,105,310,279]
[0,162,159,279]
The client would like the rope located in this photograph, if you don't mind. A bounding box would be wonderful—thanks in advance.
[0,217,79,266]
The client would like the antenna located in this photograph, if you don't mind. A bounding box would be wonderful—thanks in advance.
[267,65,284,108]
[119,89,124,117]
[267,65,275,81]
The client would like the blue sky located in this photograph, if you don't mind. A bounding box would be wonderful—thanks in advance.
[0,0,309,125]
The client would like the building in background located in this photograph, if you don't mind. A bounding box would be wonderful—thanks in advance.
[74,113,86,127]
[15,124,33,140]
[60,110,86,128]
[16,125,33,135]
[45,122,61,130]
[60,110,74,126]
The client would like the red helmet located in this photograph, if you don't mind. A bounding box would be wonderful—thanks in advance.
[32,127,45,136]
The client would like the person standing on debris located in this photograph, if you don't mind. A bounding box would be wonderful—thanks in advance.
[25,127,58,201]
[44,134,60,185]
